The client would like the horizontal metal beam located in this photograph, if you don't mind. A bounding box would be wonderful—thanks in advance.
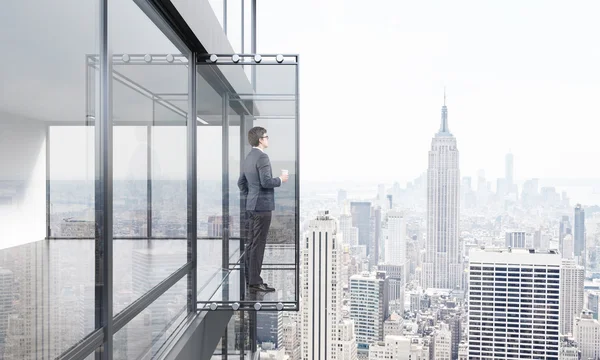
[113,262,192,332]
[57,328,104,360]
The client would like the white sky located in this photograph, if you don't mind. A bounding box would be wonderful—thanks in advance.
[257,0,600,185]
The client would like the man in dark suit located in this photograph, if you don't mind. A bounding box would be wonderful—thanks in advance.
[238,127,288,292]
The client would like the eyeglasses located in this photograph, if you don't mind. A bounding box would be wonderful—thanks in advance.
[261,136,269,140]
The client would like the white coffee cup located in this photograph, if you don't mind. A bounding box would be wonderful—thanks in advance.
[281,169,289,176]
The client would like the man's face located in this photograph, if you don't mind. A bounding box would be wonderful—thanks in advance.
[259,133,269,148]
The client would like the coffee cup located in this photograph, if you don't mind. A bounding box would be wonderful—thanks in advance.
[281,169,289,176]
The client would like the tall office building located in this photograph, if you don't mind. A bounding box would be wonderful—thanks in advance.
[562,234,574,259]
[377,264,404,314]
[559,215,572,252]
[505,231,526,248]
[384,212,407,267]
[574,310,600,360]
[339,213,359,247]
[560,259,584,336]
[372,207,382,266]
[505,152,514,186]
[468,248,560,359]
[301,211,352,360]
[350,271,389,355]
[574,204,585,262]
[351,202,372,256]
[423,97,461,290]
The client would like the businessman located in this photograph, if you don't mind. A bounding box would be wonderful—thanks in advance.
[238,127,288,292]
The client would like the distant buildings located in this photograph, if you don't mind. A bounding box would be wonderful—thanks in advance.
[574,204,585,264]
[368,336,425,360]
[505,231,526,248]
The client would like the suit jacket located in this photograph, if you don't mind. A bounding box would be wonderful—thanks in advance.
[238,148,281,211]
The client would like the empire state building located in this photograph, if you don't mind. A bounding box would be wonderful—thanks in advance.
[422,97,462,290]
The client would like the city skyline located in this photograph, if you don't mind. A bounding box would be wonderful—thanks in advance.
[258,0,600,184]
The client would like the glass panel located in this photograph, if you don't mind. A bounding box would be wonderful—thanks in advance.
[196,72,223,238]
[1,0,99,357]
[113,239,187,315]
[197,240,242,305]
[208,0,225,30]
[109,0,189,312]
[49,127,95,238]
[226,0,243,54]
[0,241,95,358]
[229,122,242,239]
[113,277,187,359]
[113,126,148,237]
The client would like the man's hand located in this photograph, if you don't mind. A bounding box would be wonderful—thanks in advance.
[280,174,289,183]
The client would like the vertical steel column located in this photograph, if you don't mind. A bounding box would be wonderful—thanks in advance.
[223,0,228,36]
[241,0,245,54]
[147,119,152,238]
[187,52,198,313]
[251,0,257,90]
[239,115,246,300]
[222,92,230,302]
[95,0,113,357]
[46,125,51,238]
[221,92,230,358]
[295,57,300,306]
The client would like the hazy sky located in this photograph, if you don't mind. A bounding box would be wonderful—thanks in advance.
[256,0,600,185]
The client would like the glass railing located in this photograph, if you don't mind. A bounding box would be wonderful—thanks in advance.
[196,54,299,311]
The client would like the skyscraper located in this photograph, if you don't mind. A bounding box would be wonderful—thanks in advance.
[423,97,461,290]
[559,215,572,252]
[468,248,560,359]
[562,234,574,260]
[372,207,382,267]
[560,259,584,336]
[505,152,514,187]
[384,212,407,267]
[350,202,372,256]
[301,211,353,360]
[350,271,389,356]
[339,213,359,247]
[505,231,526,248]
[574,204,585,262]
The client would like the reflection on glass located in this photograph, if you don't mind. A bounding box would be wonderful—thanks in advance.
[0,241,95,358]
[109,0,189,315]
[113,239,187,315]
[1,0,100,357]
[113,277,187,359]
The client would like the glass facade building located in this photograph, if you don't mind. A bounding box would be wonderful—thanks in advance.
[0,1,298,359]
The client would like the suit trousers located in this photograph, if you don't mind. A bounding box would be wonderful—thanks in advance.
[245,210,272,285]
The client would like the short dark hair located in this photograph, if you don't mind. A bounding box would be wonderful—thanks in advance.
[248,126,267,147]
